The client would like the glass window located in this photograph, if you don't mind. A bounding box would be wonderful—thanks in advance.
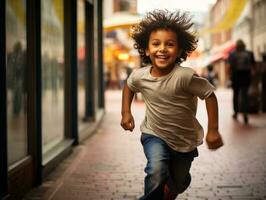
[77,0,86,131]
[6,0,28,166]
[41,0,65,156]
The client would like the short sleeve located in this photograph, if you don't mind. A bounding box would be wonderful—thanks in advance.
[126,69,140,93]
[187,75,215,100]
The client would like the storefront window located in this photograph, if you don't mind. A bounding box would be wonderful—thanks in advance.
[41,0,65,156]
[6,0,28,166]
[77,0,86,131]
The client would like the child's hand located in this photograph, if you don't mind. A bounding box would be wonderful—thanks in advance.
[121,112,135,132]
[205,130,223,150]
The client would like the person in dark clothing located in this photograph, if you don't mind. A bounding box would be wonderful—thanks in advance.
[7,42,26,116]
[206,64,217,87]
[227,39,255,124]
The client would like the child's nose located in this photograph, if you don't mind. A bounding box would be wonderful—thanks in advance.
[159,45,167,51]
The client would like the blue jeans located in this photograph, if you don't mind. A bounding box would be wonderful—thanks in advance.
[139,133,198,200]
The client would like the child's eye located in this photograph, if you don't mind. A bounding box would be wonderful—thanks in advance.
[151,42,160,46]
[167,43,175,47]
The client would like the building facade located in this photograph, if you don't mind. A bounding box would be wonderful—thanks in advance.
[232,2,253,50]
[208,0,266,87]
[208,0,233,87]
[0,0,104,199]
[252,0,266,61]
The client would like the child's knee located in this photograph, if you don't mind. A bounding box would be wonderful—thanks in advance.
[173,174,191,194]
[146,162,169,183]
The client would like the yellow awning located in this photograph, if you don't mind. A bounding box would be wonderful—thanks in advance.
[201,0,248,34]
[104,12,142,31]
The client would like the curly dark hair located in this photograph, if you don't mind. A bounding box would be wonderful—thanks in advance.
[131,9,198,65]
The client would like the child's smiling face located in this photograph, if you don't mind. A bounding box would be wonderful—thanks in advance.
[145,29,182,76]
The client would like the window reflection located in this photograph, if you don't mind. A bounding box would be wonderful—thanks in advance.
[41,0,65,156]
[78,0,86,131]
[6,0,28,166]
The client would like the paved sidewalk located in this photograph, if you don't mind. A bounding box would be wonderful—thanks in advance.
[25,89,266,200]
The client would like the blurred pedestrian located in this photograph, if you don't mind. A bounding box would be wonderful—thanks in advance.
[7,42,26,116]
[119,67,128,89]
[206,64,218,87]
[227,39,255,124]
[104,70,111,89]
[121,9,223,200]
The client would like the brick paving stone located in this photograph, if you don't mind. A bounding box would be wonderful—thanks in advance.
[24,89,266,200]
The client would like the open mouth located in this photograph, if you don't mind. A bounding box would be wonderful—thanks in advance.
[156,55,168,58]
[156,55,169,63]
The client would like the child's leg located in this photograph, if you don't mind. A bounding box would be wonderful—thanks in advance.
[163,183,179,200]
[167,151,195,196]
[140,133,170,200]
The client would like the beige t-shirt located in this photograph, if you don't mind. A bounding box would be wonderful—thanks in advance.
[127,65,215,152]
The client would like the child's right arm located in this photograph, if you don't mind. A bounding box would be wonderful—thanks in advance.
[205,92,223,150]
[121,83,135,132]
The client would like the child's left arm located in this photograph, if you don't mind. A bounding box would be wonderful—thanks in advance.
[205,92,223,150]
